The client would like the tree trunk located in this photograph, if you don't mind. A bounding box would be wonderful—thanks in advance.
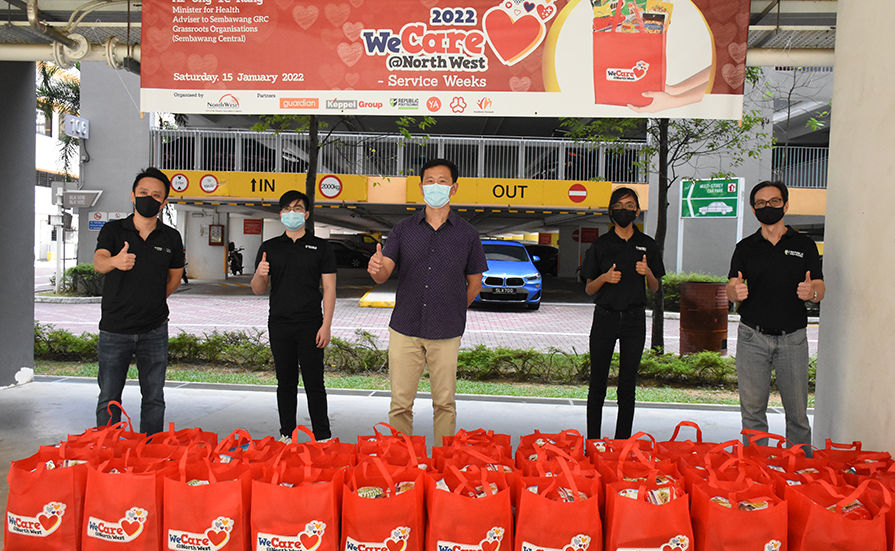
[305,115,319,235]
[651,118,669,352]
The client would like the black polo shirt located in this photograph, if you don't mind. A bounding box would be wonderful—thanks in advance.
[581,226,665,311]
[96,215,184,334]
[728,226,823,332]
[255,233,337,325]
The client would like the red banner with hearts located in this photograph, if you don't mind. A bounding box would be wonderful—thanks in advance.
[141,0,750,119]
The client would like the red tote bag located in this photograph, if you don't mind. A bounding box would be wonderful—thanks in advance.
[425,465,514,551]
[690,472,787,551]
[5,448,90,551]
[604,473,692,551]
[787,479,891,551]
[251,463,344,551]
[592,1,666,107]
[341,458,426,551]
[81,455,171,551]
[162,455,252,551]
[514,462,602,551]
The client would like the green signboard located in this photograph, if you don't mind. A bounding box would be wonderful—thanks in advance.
[681,178,740,218]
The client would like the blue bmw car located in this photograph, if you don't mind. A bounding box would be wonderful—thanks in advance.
[474,240,542,310]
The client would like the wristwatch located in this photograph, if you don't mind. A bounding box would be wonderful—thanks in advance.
[812,290,818,302]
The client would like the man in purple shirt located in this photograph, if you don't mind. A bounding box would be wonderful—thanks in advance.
[368,158,487,445]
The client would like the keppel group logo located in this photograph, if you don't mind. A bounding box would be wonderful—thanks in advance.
[606,61,650,82]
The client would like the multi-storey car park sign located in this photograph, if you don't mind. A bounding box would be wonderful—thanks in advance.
[141,0,751,119]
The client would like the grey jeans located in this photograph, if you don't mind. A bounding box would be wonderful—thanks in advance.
[736,321,811,448]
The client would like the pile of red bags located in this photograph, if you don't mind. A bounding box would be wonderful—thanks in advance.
[6,410,895,551]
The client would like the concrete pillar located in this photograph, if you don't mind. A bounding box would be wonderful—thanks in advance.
[76,62,151,264]
[0,62,36,386]
[813,0,895,450]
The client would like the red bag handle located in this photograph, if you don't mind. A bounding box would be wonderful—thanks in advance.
[104,400,134,432]
[292,425,317,442]
[817,478,892,516]
[357,456,397,495]
[556,457,584,499]
[824,439,862,453]
[214,428,255,455]
[667,421,703,443]
[706,439,745,460]
[741,429,802,455]
[455,447,512,470]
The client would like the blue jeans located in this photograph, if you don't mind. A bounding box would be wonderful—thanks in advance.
[736,321,811,449]
[96,322,169,435]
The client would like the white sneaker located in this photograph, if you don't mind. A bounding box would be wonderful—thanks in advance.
[278,435,292,444]
[317,437,332,443]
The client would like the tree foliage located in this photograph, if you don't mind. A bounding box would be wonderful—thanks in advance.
[36,62,81,180]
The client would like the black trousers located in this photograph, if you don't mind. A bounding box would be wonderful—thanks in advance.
[587,305,646,440]
[268,321,331,440]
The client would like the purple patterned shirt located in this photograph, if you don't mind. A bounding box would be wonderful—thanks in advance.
[384,208,488,339]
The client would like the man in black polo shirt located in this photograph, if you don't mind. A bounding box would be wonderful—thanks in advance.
[94,167,184,435]
[252,190,337,442]
[728,180,825,449]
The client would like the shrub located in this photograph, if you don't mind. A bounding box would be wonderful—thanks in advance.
[652,272,729,312]
[50,264,105,296]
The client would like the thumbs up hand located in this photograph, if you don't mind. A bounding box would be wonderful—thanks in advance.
[635,254,651,276]
[603,263,621,285]
[731,271,748,302]
[797,271,815,301]
[114,241,136,271]
[256,252,270,277]
[367,243,384,277]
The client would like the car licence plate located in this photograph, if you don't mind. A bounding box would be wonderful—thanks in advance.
[491,288,515,294]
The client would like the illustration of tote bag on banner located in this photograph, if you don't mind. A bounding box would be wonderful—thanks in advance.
[592,1,666,107]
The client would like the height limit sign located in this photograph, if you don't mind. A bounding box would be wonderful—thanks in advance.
[681,178,741,218]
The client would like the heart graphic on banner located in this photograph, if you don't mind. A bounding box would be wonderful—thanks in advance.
[385,539,404,551]
[345,72,360,86]
[523,1,535,12]
[300,533,321,550]
[483,8,544,66]
[320,63,346,86]
[146,26,173,52]
[293,5,319,29]
[141,56,160,75]
[206,529,229,547]
[481,540,500,551]
[276,0,294,9]
[722,63,745,89]
[188,54,218,74]
[321,27,343,49]
[250,7,279,42]
[336,42,363,66]
[161,51,186,73]
[121,520,142,537]
[419,0,439,8]
[342,21,363,42]
[728,42,747,64]
[325,3,351,27]
[536,4,554,20]
[349,0,363,7]
[37,513,59,532]
[509,76,532,92]
[712,22,737,48]
[709,0,735,23]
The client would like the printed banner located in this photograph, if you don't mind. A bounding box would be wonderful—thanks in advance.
[141,0,750,119]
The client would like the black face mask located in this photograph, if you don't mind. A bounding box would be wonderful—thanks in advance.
[754,205,784,225]
[134,195,162,218]
[610,208,637,228]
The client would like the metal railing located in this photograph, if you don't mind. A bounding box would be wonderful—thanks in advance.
[772,146,829,189]
[150,128,649,184]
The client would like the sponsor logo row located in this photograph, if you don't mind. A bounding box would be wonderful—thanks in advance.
[176,93,496,114]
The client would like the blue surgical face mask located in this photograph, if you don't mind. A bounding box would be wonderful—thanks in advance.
[280,211,305,231]
[422,183,452,209]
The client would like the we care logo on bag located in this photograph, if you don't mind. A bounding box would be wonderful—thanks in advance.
[606,61,650,82]
[618,534,690,551]
[521,533,592,551]
[257,520,327,551]
[168,516,234,551]
[6,501,66,537]
[87,507,148,542]
[437,526,505,551]
[345,526,411,551]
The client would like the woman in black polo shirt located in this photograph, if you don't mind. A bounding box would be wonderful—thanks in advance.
[581,187,665,440]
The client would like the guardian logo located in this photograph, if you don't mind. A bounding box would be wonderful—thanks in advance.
[281,98,319,109]
[606,61,649,82]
